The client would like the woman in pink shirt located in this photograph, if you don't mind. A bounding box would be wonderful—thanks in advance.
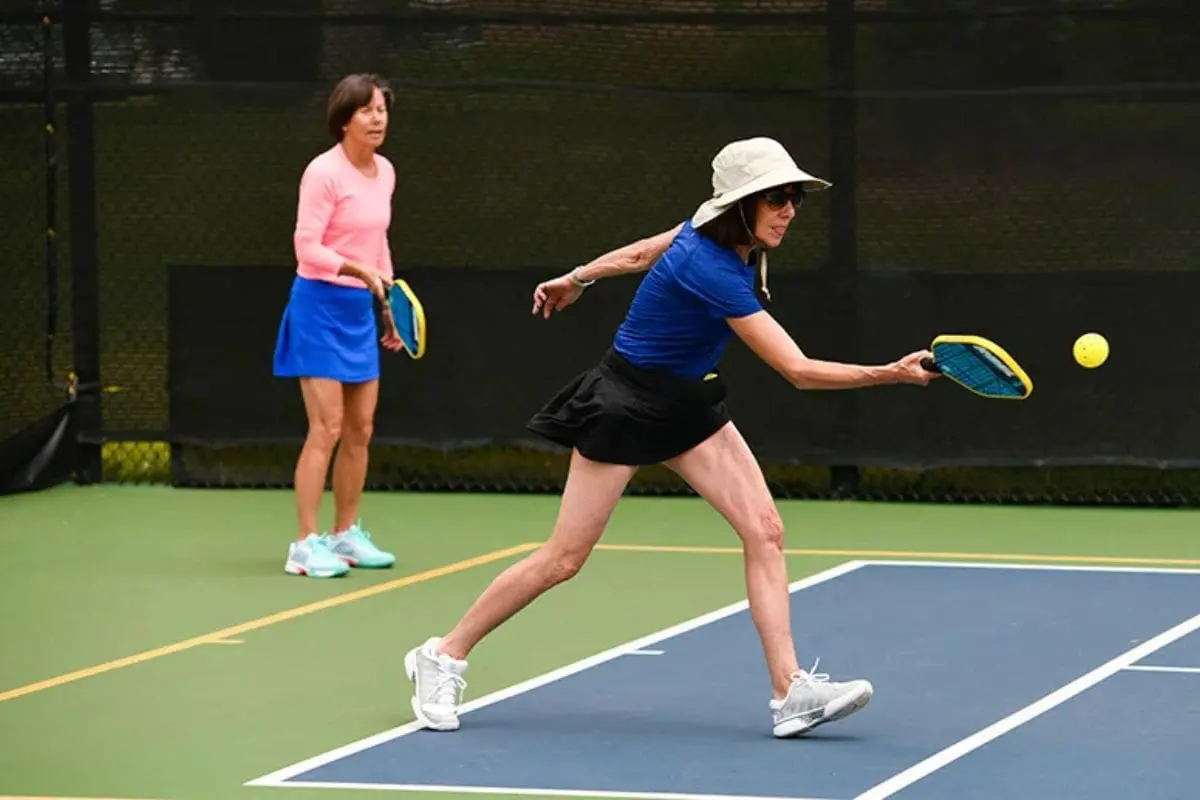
[273,73,402,579]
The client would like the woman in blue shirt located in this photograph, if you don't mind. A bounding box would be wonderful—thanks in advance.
[404,137,938,739]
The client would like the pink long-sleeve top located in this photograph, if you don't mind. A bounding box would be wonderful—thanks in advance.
[293,144,395,289]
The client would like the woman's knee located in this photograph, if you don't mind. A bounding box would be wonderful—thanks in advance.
[306,413,343,451]
[300,379,344,451]
[341,416,374,448]
[741,505,786,554]
[340,382,378,448]
[539,541,593,586]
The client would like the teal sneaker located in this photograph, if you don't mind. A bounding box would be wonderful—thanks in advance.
[285,533,350,578]
[327,521,395,569]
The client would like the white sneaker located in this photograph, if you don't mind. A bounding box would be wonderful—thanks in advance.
[404,637,469,731]
[284,533,350,578]
[769,659,873,738]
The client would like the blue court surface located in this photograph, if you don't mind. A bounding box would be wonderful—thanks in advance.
[247,560,1200,800]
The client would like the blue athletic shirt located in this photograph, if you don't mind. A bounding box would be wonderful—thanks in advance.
[611,221,763,379]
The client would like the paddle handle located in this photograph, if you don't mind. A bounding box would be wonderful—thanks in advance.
[920,357,941,373]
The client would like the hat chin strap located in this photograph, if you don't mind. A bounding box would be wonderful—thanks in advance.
[738,201,772,301]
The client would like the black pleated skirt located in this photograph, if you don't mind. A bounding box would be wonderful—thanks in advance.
[526,349,731,466]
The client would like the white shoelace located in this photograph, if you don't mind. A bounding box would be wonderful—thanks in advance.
[432,668,467,705]
[793,657,830,686]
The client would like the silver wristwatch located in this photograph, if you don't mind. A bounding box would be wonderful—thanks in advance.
[568,267,596,288]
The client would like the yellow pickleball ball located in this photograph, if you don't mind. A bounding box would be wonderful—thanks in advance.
[1073,332,1109,368]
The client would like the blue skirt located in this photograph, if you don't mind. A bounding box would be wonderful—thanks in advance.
[272,275,380,383]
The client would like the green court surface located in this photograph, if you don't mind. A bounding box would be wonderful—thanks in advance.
[2,484,1198,800]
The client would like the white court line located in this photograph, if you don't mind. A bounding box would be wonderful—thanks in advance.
[1123,664,1200,675]
[852,610,1200,800]
[627,649,665,656]
[859,558,1200,575]
[267,781,838,800]
[245,559,870,790]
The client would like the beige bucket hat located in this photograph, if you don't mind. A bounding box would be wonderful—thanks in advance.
[691,136,831,228]
[690,137,830,300]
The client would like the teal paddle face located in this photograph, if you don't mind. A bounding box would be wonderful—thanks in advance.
[929,341,1030,399]
[387,284,421,356]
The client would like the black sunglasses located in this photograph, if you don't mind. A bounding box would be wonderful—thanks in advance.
[761,185,805,210]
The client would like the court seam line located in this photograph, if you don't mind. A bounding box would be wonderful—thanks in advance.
[243,559,871,789]
[0,542,540,705]
[0,796,168,800]
[856,558,1200,575]
[260,782,839,800]
[851,609,1200,800]
[593,543,1200,568]
[1122,664,1200,674]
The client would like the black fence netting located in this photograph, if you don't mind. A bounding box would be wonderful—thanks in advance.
[0,0,75,494]
[5,0,1200,503]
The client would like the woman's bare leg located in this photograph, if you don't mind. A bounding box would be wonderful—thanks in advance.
[332,379,378,532]
[294,378,343,538]
[284,377,352,579]
[438,449,637,659]
[321,378,396,568]
[664,422,799,698]
[666,421,873,737]
[405,449,636,730]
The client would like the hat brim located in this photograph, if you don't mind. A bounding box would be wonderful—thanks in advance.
[690,165,831,228]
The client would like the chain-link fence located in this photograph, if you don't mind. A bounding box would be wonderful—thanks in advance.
[0,0,75,493]
[5,0,1200,504]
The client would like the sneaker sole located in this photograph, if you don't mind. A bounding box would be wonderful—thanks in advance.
[333,552,396,569]
[284,561,348,578]
[404,648,460,732]
[773,683,874,739]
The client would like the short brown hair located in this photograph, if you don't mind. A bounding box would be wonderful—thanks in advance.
[326,73,394,142]
[696,196,758,251]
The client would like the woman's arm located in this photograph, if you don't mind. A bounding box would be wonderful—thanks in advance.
[531,223,685,318]
[293,167,350,271]
[336,263,385,297]
[337,234,393,298]
[378,235,394,281]
[570,223,684,285]
[728,310,933,389]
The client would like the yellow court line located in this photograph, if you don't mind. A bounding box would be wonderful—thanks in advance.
[593,543,1200,567]
[0,543,538,705]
